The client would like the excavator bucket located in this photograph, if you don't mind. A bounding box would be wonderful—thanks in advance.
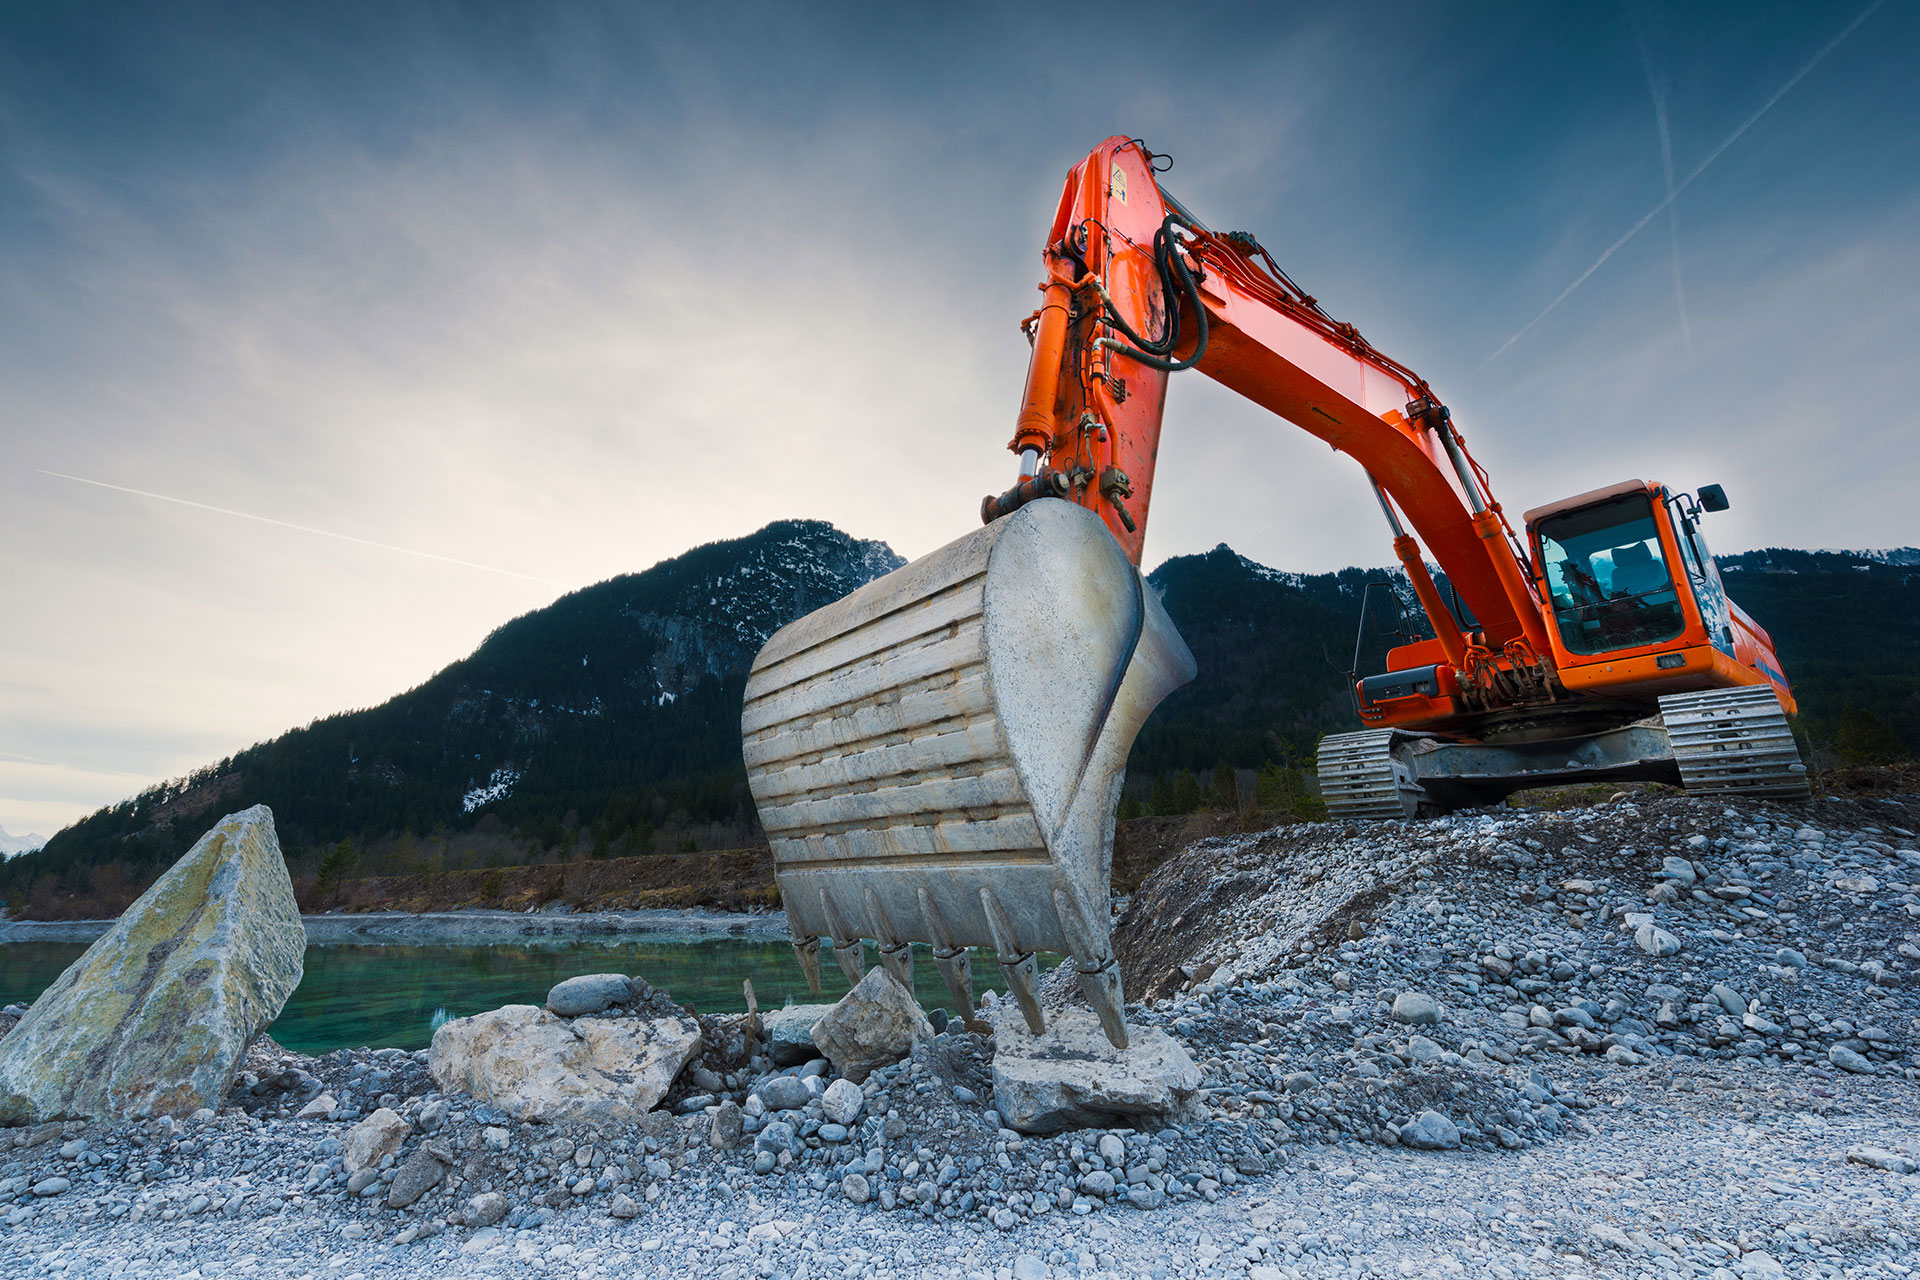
[741,499,1195,1048]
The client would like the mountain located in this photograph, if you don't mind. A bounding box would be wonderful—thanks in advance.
[1832,547,1920,567]
[0,827,45,857]
[4,522,1913,919]
[1,520,900,915]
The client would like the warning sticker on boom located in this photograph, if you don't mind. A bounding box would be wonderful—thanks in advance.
[1110,164,1127,204]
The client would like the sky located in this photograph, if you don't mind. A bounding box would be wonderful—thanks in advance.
[2,1,1916,837]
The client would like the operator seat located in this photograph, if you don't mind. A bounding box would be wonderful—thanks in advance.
[1608,541,1667,599]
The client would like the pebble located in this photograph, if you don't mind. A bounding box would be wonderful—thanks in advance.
[1829,1044,1878,1074]
[1398,1111,1462,1151]
[821,1076,864,1125]
[1391,991,1442,1024]
[755,1074,811,1112]
[1635,923,1682,956]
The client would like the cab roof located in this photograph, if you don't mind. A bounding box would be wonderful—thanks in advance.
[1523,478,1655,529]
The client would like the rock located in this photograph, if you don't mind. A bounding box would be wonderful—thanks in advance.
[1634,924,1681,957]
[1828,1044,1876,1075]
[30,1177,70,1196]
[1709,984,1747,1015]
[1404,1036,1443,1064]
[1589,1222,1636,1252]
[466,1191,510,1226]
[755,1075,811,1113]
[1079,1170,1117,1198]
[429,1004,701,1124]
[759,1004,835,1067]
[483,1126,510,1151]
[1013,1255,1049,1280]
[840,1172,871,1204]
[707,1100,744,1150]
[821,1077,864,1126]
[344,1108,410,1173]
[1127,1184,1166,1209]
[1658,857,1698,886]
[987,1004,1202,1135]
[296,1093,337,1120]
[1391,992,1441,1025]
[415,1099,447,1132]
[1097,1133,1125,1164]
[0,806,304,1123]
[386,1142,452,1208]
[808,969,932,1084]
[1847,1146,1918,1174]
[545,974,633,1018]
[608,1192,641,1218]
[1774,948,1808,969]
[1399,1110,1461,1151]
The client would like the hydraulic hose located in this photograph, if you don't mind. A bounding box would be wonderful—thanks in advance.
[1097,217,1210,373]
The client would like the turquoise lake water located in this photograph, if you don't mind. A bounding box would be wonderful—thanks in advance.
[0,937,1050,1056]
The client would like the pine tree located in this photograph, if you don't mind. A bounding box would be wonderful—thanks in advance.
[1209,761,1238,812]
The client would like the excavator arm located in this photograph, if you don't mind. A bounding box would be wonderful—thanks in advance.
[986,136,1553,690]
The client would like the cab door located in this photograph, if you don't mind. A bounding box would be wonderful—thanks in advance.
[1668,500,1734,658]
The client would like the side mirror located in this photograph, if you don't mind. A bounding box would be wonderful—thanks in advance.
[1697,484,1730,513]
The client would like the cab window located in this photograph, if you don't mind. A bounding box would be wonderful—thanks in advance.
[1535,493,1685,656]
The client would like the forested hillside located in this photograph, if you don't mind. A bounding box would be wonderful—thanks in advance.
[4,525,1913,920]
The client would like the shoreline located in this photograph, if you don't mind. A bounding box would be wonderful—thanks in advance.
[0,905,792,946]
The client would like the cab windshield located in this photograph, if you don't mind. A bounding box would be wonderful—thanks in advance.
[1535,493,1685,656]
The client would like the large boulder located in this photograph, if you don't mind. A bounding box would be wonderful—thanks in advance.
[809,969,932,1084]
[760,1003,834,1066]
[429,1004,700,1123]
[0,806,304,1123]
[987,1000,1201,1134]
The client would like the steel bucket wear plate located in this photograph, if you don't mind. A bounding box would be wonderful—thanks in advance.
[741,499,1195,1047]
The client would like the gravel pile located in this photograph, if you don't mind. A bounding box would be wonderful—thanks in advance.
[4,789,1920,1278]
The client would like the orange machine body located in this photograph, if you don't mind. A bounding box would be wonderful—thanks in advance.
[996,135,1796,739]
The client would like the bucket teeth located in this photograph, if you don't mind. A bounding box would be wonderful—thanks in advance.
[998,950,1045,1035]
[917,888,978,1027]
[833,937,867,986]
[865,887,914,991]
[877,940,914,991]
[933,946,978,1028]
[792,936,823,996]
[1076,958,1129,1050]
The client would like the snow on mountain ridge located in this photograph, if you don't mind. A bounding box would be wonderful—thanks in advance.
[0,826,47,857]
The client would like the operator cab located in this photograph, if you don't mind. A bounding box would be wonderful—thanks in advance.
[1524,478,1742,692]
[1533,489,1684,655]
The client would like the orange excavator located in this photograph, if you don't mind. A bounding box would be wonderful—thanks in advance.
[740,137,1807,1048]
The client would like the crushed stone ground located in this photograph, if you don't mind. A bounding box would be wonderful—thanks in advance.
[5,789,1920,1278]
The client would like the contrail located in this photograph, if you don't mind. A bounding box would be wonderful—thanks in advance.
[37,470,574,589]
[0,750,151,780]
[1482,0,1884,368]
[1636,25,1692,353]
